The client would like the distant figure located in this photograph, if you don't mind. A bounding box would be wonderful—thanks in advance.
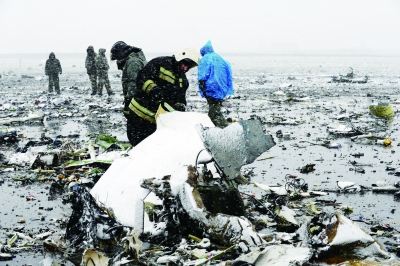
[45,52,62,94]
[95,48,114,96]
[85,46,98,95]
[128,47,200,146]
[110,41,147,143]
[198,40,233,128]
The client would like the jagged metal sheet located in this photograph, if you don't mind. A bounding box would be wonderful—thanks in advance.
[196,120,276,180]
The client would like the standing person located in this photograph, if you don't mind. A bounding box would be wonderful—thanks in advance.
[198,40,233,128]
[85,46,98,95]
[110,41,148,143]
[45,52,62,94]
[95,48,114,96]
[127,47,200,146]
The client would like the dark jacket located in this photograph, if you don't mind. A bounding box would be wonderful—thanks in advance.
[45,52,62,75]
[85,46,97,75]
[132,56,189,122]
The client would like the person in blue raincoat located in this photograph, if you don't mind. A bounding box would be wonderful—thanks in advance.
[198,40,233,128]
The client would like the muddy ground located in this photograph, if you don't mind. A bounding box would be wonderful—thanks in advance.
[0,54,399,265]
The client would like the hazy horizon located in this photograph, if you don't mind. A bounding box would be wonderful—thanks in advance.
[1,51,400,57]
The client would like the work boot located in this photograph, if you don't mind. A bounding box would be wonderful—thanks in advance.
[107,91,114,96]
[91,91,97,96]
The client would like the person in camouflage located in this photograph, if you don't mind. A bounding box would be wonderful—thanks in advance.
[95,48,114,96]
[45,52,62,94]
[110,41,147,144]
[85,46,98,95]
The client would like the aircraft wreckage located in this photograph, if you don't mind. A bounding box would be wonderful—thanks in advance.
[59,111,395,265]
[90,111,276,249]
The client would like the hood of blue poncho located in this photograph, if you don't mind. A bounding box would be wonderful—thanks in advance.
[198,40,233,100]
[200,40,214,56]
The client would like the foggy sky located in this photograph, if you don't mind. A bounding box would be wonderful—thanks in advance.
[1,0,400,55]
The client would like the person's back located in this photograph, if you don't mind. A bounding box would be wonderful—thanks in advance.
[96,49,109,73]
[121,50,147,98]
[198,41,233,101]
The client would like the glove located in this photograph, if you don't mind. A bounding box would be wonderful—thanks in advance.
[123,98,131,118]
[174,102,186,112]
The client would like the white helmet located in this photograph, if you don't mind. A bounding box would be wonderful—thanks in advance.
[174,47,200,67]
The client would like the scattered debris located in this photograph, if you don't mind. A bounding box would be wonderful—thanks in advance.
[0,58,399,265]
[330,68,369,83]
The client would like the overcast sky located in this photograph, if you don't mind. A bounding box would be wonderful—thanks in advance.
[1,0,400,55]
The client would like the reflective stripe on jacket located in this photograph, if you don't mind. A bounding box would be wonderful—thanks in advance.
[129,98,156,123]
[142,67,184,94]
[134,56,189,121]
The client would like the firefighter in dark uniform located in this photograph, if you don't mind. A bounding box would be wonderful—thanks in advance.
[128,47,200,146]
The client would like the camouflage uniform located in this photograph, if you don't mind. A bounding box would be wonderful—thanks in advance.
[85,46,97,95]
[95,48,113,96]
[120,51,147,144]
[207,98,229,128]
[110,41,148,146]
[122,50,147,99]
[45,52,62,94]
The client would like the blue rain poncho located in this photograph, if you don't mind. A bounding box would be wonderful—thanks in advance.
[198,41,233,100]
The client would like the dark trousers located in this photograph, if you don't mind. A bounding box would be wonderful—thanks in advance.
[126,114,157,147]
